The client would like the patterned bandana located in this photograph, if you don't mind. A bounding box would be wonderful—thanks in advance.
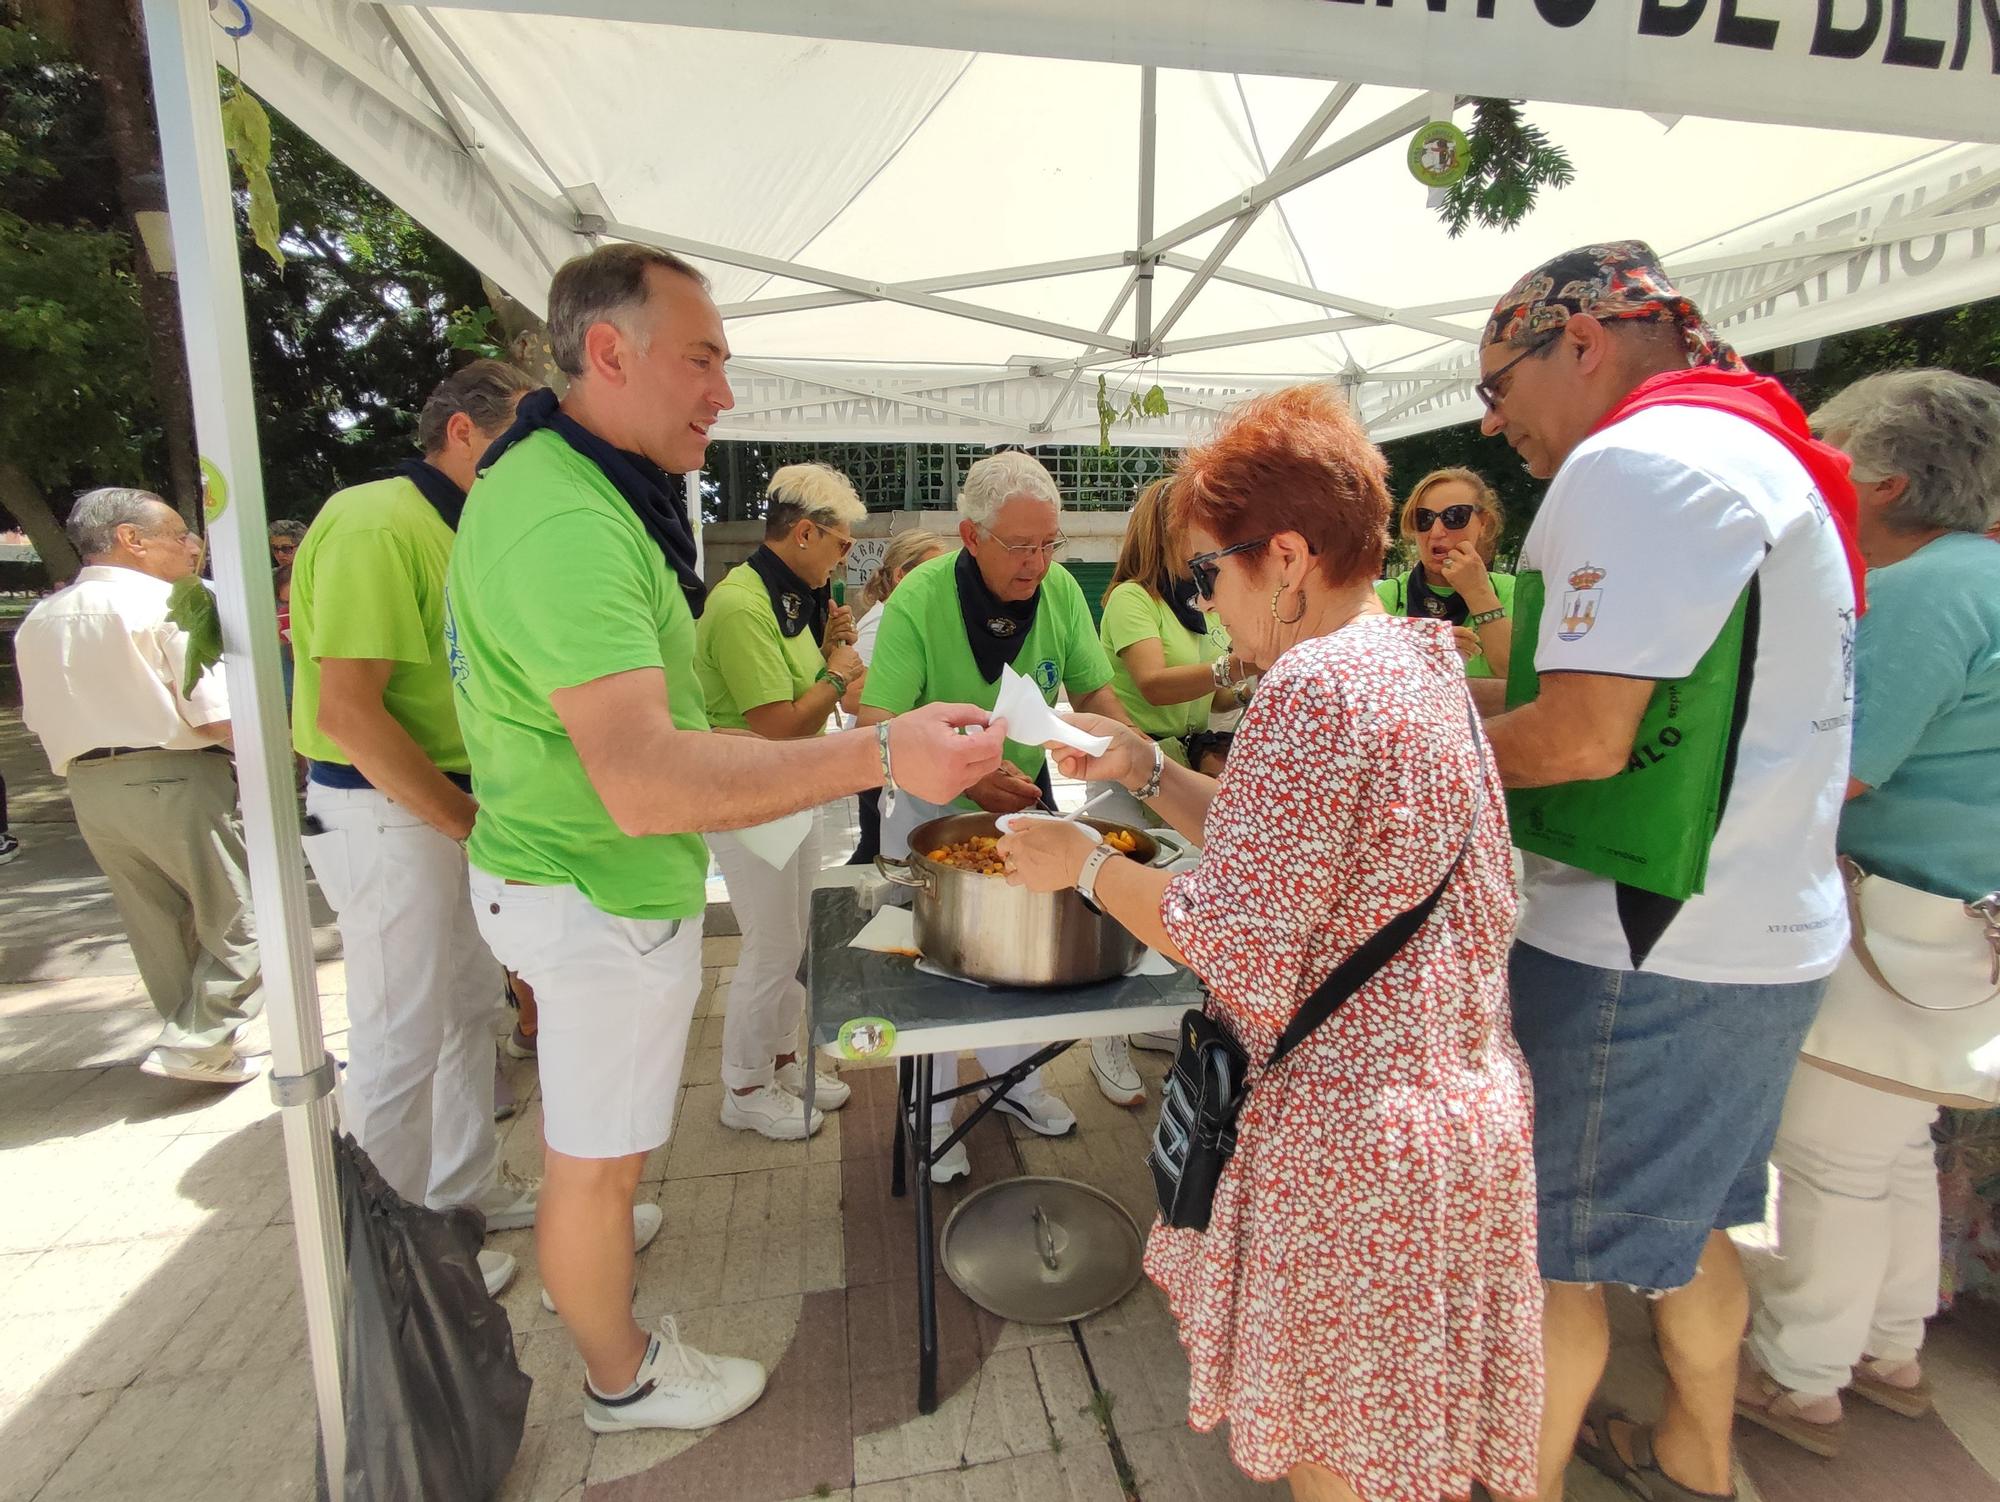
[1482,239,1745,372]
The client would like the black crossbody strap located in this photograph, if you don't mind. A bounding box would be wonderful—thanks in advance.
[1265,690,1487,1072]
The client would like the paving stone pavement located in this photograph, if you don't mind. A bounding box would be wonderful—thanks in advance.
[4,706,1999,1501]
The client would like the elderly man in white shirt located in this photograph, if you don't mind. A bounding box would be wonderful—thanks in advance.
[17,487,264,1086]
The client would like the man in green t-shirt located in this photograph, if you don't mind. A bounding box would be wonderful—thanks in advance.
[444,243,1005,1438]
[859,451,1134,1164]
[291,361,535,1300]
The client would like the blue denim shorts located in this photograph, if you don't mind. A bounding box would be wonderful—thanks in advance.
[1509,942,1830,1292]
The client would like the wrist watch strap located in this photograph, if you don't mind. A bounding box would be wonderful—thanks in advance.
[1075,841,1118,910]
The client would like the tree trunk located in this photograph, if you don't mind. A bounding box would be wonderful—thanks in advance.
[0,464,83,586]
[481,274,565,390]
[60,0,203,528]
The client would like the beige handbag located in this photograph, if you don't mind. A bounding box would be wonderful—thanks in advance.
[1799,858,2000,1106]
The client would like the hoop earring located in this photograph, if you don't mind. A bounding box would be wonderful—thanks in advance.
[1271,585,1306,626]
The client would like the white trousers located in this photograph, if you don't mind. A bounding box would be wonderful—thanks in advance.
[303,784,501,1210]
[710,823,820,1091]
[1744,1062,1942,1399]
[879,788,1048,1123]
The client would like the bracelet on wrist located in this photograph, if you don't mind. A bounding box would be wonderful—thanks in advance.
[817,666,849,696]
[1132,738,1166,801]
[1210,655,1232,690]
[874,720,896,816]
[1467,607,1506,629]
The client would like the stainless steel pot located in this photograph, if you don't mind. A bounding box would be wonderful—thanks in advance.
[876,811,1186,988]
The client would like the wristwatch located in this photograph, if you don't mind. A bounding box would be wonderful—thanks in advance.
[1075,840,1119,912]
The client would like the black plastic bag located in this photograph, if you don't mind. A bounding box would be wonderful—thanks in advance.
[326,1131,532,1501]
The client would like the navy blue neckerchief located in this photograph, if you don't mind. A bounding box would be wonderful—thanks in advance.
[394,457,468,532]
[477,387,707,615]
[1164,574,1208,636]
[744,543,828,641]
[1404,567,1470,626]
[956,548,1039,683]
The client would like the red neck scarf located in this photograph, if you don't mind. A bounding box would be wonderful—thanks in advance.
[1589,367,1867,615]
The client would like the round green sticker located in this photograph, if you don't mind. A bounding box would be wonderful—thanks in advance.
[836,1017,898,1062]
[199,457,229,523]
[1407,122,1472,189]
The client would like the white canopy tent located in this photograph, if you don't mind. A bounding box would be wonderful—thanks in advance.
[135,0,2000,1484]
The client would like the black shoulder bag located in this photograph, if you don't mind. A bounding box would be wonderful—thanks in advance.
[1148,692,1486,1232]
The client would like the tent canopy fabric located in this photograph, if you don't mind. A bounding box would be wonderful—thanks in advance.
[236,2,2000,447]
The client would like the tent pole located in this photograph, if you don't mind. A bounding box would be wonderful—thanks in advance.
[1134,65,1157,355]
[685,472,705,576]
[139,0,347,1482]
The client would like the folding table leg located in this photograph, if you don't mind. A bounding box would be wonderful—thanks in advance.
[891,1055,911,1199]
[913,1053,939,1414]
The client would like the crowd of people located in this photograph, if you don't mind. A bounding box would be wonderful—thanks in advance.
[8,234,1997,1502]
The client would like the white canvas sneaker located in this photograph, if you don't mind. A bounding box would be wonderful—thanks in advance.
[720,1082,823,1140]
[1089,1037,1146,1106]
[988,1085,1076,1137]
[581,1317,767,1434]
[139,1043,267,1087]
[774,1059,851,1110]
[475,1166,541,1232]
[929,1139,971,1184]
[478,1247,516,1298]
[1128,1029,1180,1054]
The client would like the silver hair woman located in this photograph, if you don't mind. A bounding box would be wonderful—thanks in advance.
[1738,368,2000,1457]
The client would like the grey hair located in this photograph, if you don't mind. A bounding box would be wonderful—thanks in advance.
[1812,369,2000,535]
[546,243,710,378]
[417,359,536,453]
[68,487,172,559]
[957,450,1061,530]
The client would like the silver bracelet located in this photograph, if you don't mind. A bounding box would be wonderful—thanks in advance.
[875,720,896,820]
[1210,655,1232,689]
[1133,738,1165,801]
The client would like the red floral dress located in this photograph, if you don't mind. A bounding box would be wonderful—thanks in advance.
[1150,616,1542,1501]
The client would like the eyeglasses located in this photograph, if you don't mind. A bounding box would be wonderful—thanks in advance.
[979,528,1067,562]
[1413,504,1477,532]
[1186,535,1272,599]
[1474,330,1561,412]
[812,523,854,560]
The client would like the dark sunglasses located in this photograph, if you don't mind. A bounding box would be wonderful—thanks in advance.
[1474,329,1561,412]
[1186,535,1272,599]
[1413,504,1477,532]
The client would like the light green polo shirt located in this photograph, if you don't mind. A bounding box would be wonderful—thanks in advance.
[1376,567,1516,679]
[290,475,465,772]
[444,429,710,920]
[860,550,1113,791]
[694,561,827,733]
[1098,580,1222,765]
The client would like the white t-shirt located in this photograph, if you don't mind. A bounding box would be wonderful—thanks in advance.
[854,599,887,666]
[1513,404,1854,984]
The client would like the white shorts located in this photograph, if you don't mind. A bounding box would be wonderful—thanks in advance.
[469,867,703,1159]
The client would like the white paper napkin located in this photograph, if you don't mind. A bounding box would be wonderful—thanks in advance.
[993,664,1112,757]
[848,904,918,954]
[734,808,814,869]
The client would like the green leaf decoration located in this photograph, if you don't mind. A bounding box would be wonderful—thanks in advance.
[1437,99,1576,239]
[167,576,224,700]
[1140,384,1169,419]
[1095,374,1116,453]
[220,86,284,268]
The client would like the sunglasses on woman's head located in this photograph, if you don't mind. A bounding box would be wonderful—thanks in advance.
[1413,504,1477,532]
[1186,535,1272,599]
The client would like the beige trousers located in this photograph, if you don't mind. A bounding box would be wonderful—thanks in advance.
[67,749,263,1050]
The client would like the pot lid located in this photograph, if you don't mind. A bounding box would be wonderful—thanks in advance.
[939,1177,1144,1325]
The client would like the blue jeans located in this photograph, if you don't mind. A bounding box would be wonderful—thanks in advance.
[1510,942,1829,1292]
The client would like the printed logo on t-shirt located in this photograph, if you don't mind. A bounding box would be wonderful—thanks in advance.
[443,588,468,692]
[1032,658,1060,693]
[1559,564,1606,641]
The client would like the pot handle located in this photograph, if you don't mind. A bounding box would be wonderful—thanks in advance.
[875,852,930,890]
[1146,829,1197,868]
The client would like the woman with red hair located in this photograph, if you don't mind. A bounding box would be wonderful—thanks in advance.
[999,384,1540,1502]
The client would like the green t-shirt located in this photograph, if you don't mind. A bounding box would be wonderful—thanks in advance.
[1375,567,1516,679]
[444,430,711,920]
[1098,580,1221,764]
[290,475,466,773]
[860,550,1114,789]
[694,562,826,733]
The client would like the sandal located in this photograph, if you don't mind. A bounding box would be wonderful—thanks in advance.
[1734,1350,1843,1458]
[1850,1356,1933,1418]
[1579,1402,1741,1501]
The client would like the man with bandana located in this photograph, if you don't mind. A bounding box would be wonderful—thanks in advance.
[291,359,537,1299]
[1475,241,1866,1502]
[444,243,1004,1438]
[858,450,1133,1181]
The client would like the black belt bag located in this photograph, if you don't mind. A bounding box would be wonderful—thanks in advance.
[1148,692,1484,1232]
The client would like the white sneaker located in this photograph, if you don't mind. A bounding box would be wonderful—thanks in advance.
[479,1247,516,1298]
[720,1082,823,1141]
[139,1044,267,1087]
[475,1166,541,1232]
[581,1316,767,1434]
[774,1059,851,1110]
[1090,1037,1146,1107]
[1129,1029,1180,1054]
[541,1204,662,1312]
[988,1085,1076,1137]
[929,1139,971,1184]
